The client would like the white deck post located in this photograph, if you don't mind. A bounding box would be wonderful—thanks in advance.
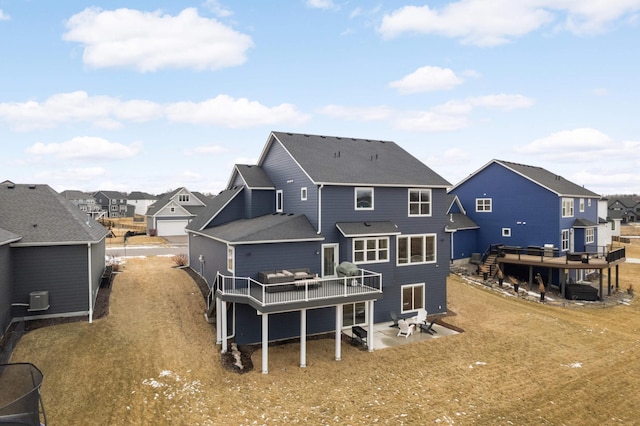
[262,313,269,374]
[300,308,307,368]
[335,304,342,361]
[215,297,222,345]
[221,300,228,354]
[367,300,375,352]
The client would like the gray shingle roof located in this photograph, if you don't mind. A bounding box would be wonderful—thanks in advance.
[0,182,110,245]
[497,160,600,197]
[572,218,597,228]
[195,213,323,244]
[186,187,244,232]
[128,191,158,200]
[0,227,21,245]
[445,213,479,231]
[336,221,400,237]
[146,188,209,217]
[266,132,451,187]
[60,190,94,200]
[233,165,275,189]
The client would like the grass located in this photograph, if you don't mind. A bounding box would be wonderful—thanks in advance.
[8,242,640,425]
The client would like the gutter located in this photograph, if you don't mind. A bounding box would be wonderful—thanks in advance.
[317,184,323,234]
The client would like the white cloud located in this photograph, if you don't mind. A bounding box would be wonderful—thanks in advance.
[389,66,464,94]
[433,94,534,114]
[515,127,614,161]
[307,0,336,10]
[27,137,144,160]
[165,95,309,128]
[0,91,162,130]
[317,105,393,121]
[203,0,234,18]
[378,1,640,46]
[63,7,253,72]
[0,9,10,20]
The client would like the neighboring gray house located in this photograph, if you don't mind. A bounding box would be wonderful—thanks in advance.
[186,131,451,373]
[145,188,211,236]
[60,189,103,219]
[608,196,640,223]
[0,181,110,339]
[127,191,158,216]
[93,190,134,218]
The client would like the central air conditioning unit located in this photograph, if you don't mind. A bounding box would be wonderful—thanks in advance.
[28,291,50,312]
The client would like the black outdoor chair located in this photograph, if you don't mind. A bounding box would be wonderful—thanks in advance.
[390,311,400,327]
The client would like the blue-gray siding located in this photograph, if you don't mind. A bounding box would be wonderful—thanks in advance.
[0,245,12,334]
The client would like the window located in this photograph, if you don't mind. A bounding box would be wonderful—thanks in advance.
[179,194,190,203]
[397,234,436,265]
[110,205,118,211]
[355,187,374,210]
[476,198,492,212]
[579,198,585,212]
[111,199,117,205]
[343,302,366,327]
[502,228,511,237]
[562,198,574,217]
[561,229,570,251]
[170,207,175,213]
[301,187,307,201]
[408,189,431,216]
[586,228,595,244]
[353,237,389,263]
[611,221,616,231]
[227,245,234,273]
[276,190,283,212]
[587,199,592,207]
[401,283,424,313]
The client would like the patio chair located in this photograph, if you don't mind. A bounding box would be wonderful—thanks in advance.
[390,311,401,327]
[397,320,415,338]
[409,308,428,325]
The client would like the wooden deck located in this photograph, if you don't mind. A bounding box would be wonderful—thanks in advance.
[497,246,626,270]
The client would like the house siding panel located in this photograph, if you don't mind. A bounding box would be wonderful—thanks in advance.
[453,162,560,251]
[209,195,245,227]
[91,242,106,308]
[12,245,89,318]
[247,189,275,219]
[188,234,227,285]
[261,140,319,228]
[0,245,12,334]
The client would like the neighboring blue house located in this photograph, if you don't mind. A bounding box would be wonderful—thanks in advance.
[448,160,625,296]
[186,131,451,373]
[0,181,110,340]
[444,194,478,262]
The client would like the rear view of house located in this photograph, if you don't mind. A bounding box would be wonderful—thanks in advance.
[187,131,451,373]
[0,181,110,339]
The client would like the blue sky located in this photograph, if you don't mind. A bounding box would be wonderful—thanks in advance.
[1,0,639,196]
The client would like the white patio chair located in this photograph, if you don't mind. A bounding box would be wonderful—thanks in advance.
[397,319,415,338]
[409,308,428,325]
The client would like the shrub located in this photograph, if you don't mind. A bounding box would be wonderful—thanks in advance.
[149,229,157,237]
[172,254,188,267]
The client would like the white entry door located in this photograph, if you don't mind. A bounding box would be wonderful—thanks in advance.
[322,244,339,278]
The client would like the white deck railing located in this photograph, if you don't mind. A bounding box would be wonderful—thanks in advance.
[216,269,382,307]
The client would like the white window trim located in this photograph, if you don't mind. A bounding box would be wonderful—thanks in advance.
[227,245,235,273]
[476,198,492,212]
[585,228,595,244]
[502,228,511,237]
[353,237,389,264]
[561,229,570,251]
[301,187,307,201]
[401,283,425,314]
[397,234,437,266]
[276,190,283,213]
[562,198,574,217]
[408,188,432,217]
[355,187,374,210]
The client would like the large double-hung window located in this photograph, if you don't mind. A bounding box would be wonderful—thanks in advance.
[562,198,574,217]
[408,189,431,216]
[397,234,436,265]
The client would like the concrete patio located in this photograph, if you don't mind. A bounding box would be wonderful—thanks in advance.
[345,320,460,350]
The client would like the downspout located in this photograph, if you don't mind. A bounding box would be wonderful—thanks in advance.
[317,184,323,234]
[88,243,93,323]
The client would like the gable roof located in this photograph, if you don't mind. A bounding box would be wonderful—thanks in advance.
[0,182,110,245]
[94,190,127,199]
[227,165,275,190]
[259,131,451,188]
[445,213,479,231]
[186,187,244,232]
[450,159,600,198]
[146,187,209,217]
[128,191,158,200]
[193,213,323,245]
[60,190,94,200]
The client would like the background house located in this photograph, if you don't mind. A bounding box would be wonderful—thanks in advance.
[607,196,640,223]
[0,181,110,339]
[145,188,211,236]
[93,190,134,218]
[127,191,158,216]
[60,190,103,219]
[186,131,451,371]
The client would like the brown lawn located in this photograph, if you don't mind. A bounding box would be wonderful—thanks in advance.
[9,244,640,425]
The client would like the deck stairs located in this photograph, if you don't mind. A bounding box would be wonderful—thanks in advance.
[478,253,498,278]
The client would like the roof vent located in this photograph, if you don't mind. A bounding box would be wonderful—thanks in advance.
[28,184,36,189]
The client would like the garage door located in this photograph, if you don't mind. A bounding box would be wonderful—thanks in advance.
[156,220,189,236]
